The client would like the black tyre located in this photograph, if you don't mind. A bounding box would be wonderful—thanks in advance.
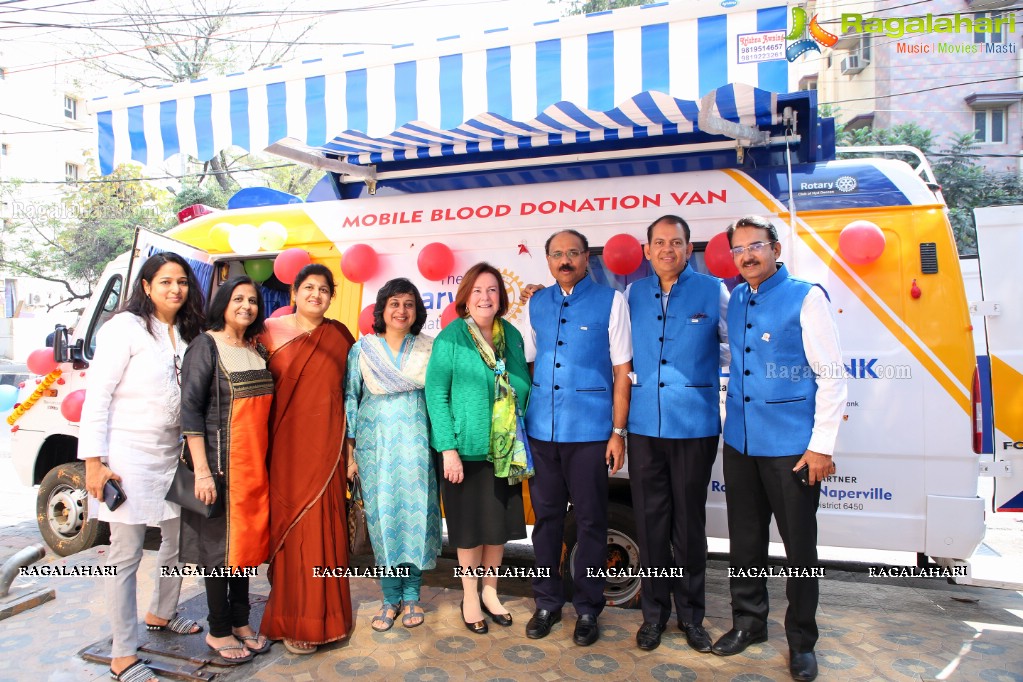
[562,502,642,609]
[36,461,110,557]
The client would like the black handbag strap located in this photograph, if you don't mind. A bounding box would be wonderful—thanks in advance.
[210,333,223,476]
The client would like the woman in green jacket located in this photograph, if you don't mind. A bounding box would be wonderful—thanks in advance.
[425,261,532,635]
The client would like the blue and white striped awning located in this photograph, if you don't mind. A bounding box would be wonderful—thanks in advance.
[90,0,793,174]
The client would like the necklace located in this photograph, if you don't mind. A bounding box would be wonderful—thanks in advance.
[220,330,246,347]
[293,314,322,334]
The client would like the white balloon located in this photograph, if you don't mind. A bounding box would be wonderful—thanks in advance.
[257,221,288,251]
[228,223,260,254]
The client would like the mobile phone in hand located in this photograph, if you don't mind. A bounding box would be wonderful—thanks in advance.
[792,464,810,487]
[103,479,127,511]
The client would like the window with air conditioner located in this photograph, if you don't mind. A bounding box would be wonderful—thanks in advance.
[974,109,1006,143]
[841,55,865,75]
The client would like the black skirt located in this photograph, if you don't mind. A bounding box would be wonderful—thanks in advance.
[442,459,526,548]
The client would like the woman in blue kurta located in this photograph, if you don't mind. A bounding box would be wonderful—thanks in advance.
[345,278,442,631]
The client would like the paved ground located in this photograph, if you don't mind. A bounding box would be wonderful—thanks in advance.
[1,424,1022,681]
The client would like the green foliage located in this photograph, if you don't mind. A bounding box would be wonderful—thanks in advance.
[932,133,1023,256]
[555,0,647,16]
[168,181,229,222]
[0,161,169,306]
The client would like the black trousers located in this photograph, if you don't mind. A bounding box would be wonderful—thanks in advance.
[722,443,822,652]
[628,433,718,627]
[205,576,251,637]
[529,438,609,617]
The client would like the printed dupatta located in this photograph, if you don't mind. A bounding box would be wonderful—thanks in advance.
[465,318,534,484]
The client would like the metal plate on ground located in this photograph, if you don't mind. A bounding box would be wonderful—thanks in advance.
[78,592,271,681]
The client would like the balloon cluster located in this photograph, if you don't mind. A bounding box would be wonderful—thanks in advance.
[209,221,288,254]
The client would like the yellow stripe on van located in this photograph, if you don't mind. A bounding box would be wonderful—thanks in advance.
[990,354,1023,444]
[723,169,974,415]
[168,207,365,334]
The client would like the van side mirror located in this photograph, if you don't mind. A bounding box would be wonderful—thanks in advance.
[53,325,87,369]
[53,325,68,363]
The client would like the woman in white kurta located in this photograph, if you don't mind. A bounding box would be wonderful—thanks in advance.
[80,252,206,682]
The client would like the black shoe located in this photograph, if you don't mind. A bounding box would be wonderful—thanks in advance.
[573,614,599,646]
[711,628,768,656]
[635,622,665,651]
[789,650,818,681]
[525,609,561,639]
[679,621,713,653]
[460,600,488,635]
[481,602,513,627]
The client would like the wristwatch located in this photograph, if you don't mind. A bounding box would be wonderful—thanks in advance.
[612,427,628,438]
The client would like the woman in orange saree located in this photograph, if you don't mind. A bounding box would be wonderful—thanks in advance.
[258,264,356,654]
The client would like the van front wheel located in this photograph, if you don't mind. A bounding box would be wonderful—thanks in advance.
[36,462,109,557]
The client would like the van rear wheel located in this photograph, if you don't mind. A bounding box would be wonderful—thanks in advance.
[562,502,642,609]
[36,462,109,557]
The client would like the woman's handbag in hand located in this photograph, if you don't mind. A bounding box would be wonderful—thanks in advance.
[166,441,224,519]
[166,342,225,519]
[347,474,373,556]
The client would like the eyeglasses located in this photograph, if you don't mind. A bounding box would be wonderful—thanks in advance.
[729,241,777,257]
[173,354,181,387]
[547,249,585,260]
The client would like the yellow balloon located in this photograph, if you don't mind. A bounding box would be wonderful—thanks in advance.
[209,222,233,252]
[258,221,288,251]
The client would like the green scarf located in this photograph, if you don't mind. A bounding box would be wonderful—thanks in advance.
[465,318,533,484]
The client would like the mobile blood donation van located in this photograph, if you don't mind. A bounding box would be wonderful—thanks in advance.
[10,0,1018,601]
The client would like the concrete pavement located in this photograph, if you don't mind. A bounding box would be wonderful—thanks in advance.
[1,435,1022,680]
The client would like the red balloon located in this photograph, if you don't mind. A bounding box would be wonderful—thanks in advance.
[704,232,739,279]
[603,233,643,275]
[839,220,886,265]
[273,248,312,285]
[27,348,59,376]
[418,242,455,281]
[341,244,379,283]
[358,304,376,336]
[441,302,459,328]
[61,389,86,422]
[269,306,292,318]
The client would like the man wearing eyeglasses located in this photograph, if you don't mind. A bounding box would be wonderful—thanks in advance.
[522,229,632,648]
[711,216,846,682]
[626,215,729,653]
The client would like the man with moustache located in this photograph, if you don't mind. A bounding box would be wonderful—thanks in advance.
[712,215,845,682]
[523,229,632,647]
[626,215,729,652]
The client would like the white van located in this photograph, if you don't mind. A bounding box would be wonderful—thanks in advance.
[9,0,1018,602]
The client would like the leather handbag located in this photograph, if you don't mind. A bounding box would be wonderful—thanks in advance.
[166,340,225,519]
[347,473,373,557]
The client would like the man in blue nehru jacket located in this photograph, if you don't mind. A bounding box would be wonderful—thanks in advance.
[627,215,729,653]
[523,229,632,647]
[711,216,846,682]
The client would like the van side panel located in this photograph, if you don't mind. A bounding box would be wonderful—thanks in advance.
[974,206,1023,512]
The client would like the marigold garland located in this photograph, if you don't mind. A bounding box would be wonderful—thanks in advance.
[6,369,62,426]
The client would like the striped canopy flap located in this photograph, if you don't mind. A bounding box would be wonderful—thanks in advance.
[90,0,793,174]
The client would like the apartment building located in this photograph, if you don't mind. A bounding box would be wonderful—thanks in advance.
[814,0,1020,173]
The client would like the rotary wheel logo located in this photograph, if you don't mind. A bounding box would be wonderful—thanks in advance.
[835,176,857,193]
[501,269,525,323]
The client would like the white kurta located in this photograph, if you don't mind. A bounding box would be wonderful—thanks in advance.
[78,312,187,524]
